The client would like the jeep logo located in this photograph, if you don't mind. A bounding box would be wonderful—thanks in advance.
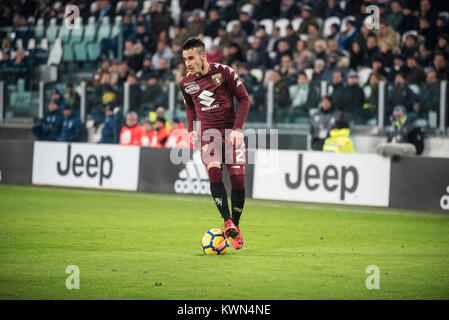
[57,144,113,186]
[285,153,359,200]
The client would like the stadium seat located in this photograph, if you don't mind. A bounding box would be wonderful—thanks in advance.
[203,36,212,51]
[170,0,181,25]
[15,38,23,49]
[58,23,71,44]
[304,68,313,81]
[35,18,45,39]
[47,38,63,66]
[45,18,59,45]
[357,67,372,86]
[87,16,111,61]
[74,16,96,61]
[142,0,152,14]
[323,16,341,37]
[291,17,303,32]
[241,4,254,16]
[274,18,290,37]
[40,38,49,51]
[402,30,418,44]
[409,84,420,95]
[258,18,273,35]
[226,20,240,33]
[63,17,84,62]
[27,38,36,51]
[340,15,355,32]
[250,68,263,82]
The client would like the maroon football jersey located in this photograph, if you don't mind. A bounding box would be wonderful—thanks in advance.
[180,62,250,133]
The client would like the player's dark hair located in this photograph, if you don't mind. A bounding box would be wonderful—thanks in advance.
[182,37,206,54]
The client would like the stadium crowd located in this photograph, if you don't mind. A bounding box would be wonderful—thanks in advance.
[0,0,448,152]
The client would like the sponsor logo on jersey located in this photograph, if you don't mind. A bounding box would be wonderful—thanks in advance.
[183,81,197,87]
[185,83,200,95]
[211,73,222,86]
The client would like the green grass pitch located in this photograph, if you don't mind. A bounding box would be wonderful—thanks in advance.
[0,184,448,300]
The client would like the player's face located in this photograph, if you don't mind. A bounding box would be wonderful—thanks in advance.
[183,48,206,76]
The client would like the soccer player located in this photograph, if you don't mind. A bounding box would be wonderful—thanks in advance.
[180,37,250,250]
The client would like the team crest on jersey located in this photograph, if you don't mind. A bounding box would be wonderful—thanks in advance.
[211,73,222,86]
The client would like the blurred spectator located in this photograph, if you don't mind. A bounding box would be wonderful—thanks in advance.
[273,39,292,66]
[298,5,319,34]
[280,0,301,19]
[150,0,173,35]
[326,39,346,58]
[337,17,358,52]
[31,99,63,141]
[341,70,365,122]
[258,0,281,21]
[254,25,269,50]
[322,120,355,153]
[204,9,225,39]
[126,43,145,72]
[417,70,441,117]
[119,111,142,146]
[229,22,249,52]
[93,59,112,85]
[387,72,419,119]
[397,5,418,35]
[51,89,66,111]
[140,119,155,147]
[432,53,449,80]
[379,41,395,68]
[274,54,293,78]
[328,70,346,112]
[321,52,340,83]
[170,41,184,69]
[435,34,449,59]
[387,0,404,32]
[95,0,114,23]
[323,0,343,19]
[306,23,323,51]
[266,27,282,55]
[419,0,438,26]
[313,39,327,61]
[206,44,223,64]
[136,22,158,55]
[222,42,246,65]
[151,40,174,70]
[217,0,239,22]
[355,72,386,125]
[122,15,137,42]
[127,73,142,111]
[378,105,424,156]
[186,9,206,38]
[239,10,257,36]
[310,96,343,151]
[99,103,118,144]
[286,72,320,121]
[152,117,171,148]
[402,33,420,60]
[0,4,13,27]
[64,84,80,112]
[311,59,325,84]
[405,56,426,84]
[265,70,289,122]
[215,26,233,49]
[376,20,398,53]
[419,16,438,51]
[326,23,340,41]
[142,76,166,108]
[293,39,314,71]
[391,54,407,79]
[137,54,157,82]
[362,34,380,67]
[59,105,83,142]
[349,41,364,70]
[155,57,174,83]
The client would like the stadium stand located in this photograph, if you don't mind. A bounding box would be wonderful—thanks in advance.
[0,0,448,147]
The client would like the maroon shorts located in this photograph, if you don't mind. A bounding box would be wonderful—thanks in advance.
[200,131,246,175]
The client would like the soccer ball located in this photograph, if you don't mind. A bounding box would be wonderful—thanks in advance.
[201,228,229,255]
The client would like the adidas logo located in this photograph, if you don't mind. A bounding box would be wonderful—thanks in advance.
[174,151,211,195]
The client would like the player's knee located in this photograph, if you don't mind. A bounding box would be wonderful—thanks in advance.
[230,174,245,190]
[208,164,223,183]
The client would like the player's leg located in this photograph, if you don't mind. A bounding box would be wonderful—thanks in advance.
[201,139,237,238]
[226,142,246,249]
[207,162,238,238]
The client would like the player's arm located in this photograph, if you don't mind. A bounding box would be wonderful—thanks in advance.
[180,84,198,144]
[225,67,251,147]
[225,68,250,131]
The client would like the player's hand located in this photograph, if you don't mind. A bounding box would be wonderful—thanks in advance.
[189,131,198,146]
[230,130,244,148]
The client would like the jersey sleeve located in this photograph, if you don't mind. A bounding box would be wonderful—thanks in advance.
[180,82,197,132]
[223,66,251,131]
